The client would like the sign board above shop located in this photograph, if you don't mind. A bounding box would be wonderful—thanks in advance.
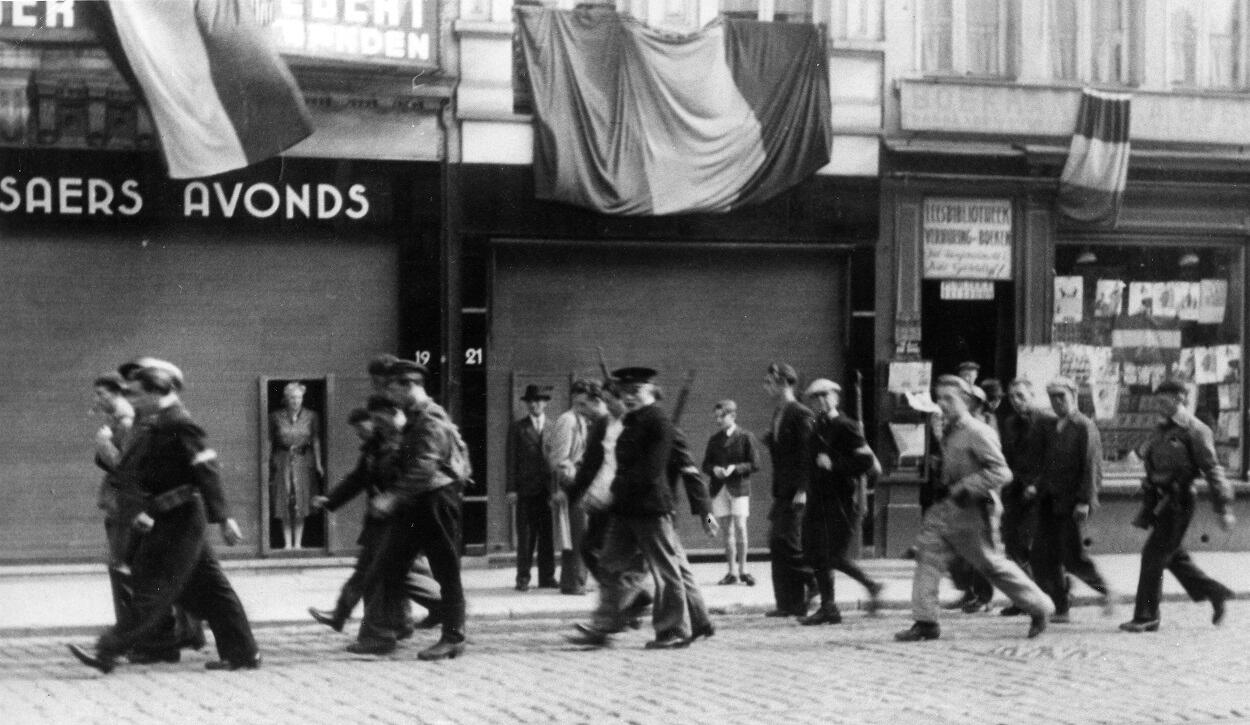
[922,197,1013,281]
[0,0,438,68]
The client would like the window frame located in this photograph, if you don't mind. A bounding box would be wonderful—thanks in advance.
[1166,0,1247,90]
[1044,0,1134,86]
[916,0,1013,79]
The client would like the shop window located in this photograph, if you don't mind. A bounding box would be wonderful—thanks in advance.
[1046,0,1135,85]
[1167,0,1241,89]
[918,0,1013,77]
[1051,244,1243,477]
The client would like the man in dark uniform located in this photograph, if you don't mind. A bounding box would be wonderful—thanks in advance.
[798,379,884,625]
[1121,380,1236,632]
[308,396,442,633]
[996,378,1052,616]
[566,367,716,649]
[353,360,468,660]
[507,384,557,591]
[1031,377,1114,623]
[69,361,259,673]
[762,363,817,618]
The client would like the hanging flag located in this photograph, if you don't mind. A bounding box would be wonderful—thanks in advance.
[86,0,312,179]
[1057,89,1131,225]
[514,6,831,216]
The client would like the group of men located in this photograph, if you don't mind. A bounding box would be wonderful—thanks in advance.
[897,361,1236,641]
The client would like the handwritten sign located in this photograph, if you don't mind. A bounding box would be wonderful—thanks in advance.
[923,198,1012,280]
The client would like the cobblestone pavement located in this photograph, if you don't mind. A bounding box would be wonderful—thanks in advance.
[6,603,1249,725]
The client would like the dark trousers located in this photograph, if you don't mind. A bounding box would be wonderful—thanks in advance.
[999,485,1035,576]
[515,493,555,586]
[333,520,442,625]
[360,485,465,646]
[559,503,589,592]
[1133,493,1232,622]
[99,503,256,665]
[768,499,814,615]
[582,510,609,582]
[804,496,875,612]
[1030,501,1109,614]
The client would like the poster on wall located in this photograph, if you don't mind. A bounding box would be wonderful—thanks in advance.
[887,360,933,395]
[1094,279,1124,317]
[1178,282,1202,321]
[1127,282,1155,318]
[921,198,1012,280]
[1016,345,1062,387]
[1053,276,1084,323]
[1155,282,1179,319]
[1199,279,1228,324]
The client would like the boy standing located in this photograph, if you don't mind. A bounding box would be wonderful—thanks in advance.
[702,400,761,585]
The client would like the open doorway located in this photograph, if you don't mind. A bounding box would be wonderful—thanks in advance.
[260,377,329,553]
[920,280,1015,384]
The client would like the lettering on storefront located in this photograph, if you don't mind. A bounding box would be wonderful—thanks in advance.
[269,0,438,67]
[922,198,1012,281]
[0,0,74,29]
[0,175,371,220]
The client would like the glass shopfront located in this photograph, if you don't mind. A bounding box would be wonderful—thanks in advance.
[1051,241,1244,477]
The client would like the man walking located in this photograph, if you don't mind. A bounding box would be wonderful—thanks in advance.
[1121,380,1236,632]
[507,384,557,591]
[895,375,1054,642]
[702,399,761,586]
[1031,378,1114,623]
[763,363,817,618]
[996,378,1052,616]
[70,360,259,673]
[799,379,883,625]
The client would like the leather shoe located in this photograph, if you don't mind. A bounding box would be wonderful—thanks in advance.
[515,581,531,592]
[1212,592,1232,626]
[865,581,884,615]
[566,623,611,646]
[999,605,1025,617]
[687,623,715,642]
[1119,618,1160,633]
[644,634,691,650]
[799,609,843,626]
[396,625,416,641]
[740,573,756,587]
[561,587,587,596]
[1027,614,1047,638]
[418,639,466,661]
[961,597,992,614]
[127,649,180,664]
[537,579,560,589]
[68,644,116,674]
[308,607,344,632]
[894,622,940,642]
[416,610,444,630]
[347,640,396,655]
[205,653,262,671]
[717,573,739,586]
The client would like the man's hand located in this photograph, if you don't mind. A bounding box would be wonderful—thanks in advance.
[370,492,397,518]
[220,518,243,546]
[791,491,806,509]
[1073,503,1090,523]
[132,511,155,533]
[702,513,719,538]
[505,491,518,506]
[551,489,567,506]
[816,453,832,471]
[950,486,973,507]
[310,495,329,511]
[1023,485,1037,501]
[1219,510,1236,532]
[94,425,113,446]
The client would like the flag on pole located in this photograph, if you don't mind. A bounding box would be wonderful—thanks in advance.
[1057,89,1131,225]
[88,0,312,179]
[514,6,831,216]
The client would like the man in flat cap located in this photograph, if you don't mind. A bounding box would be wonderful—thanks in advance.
[996,378,1054,616]
[762,363,818,618]
[896,375,1054,642]
[1031,377,1114,624]
[507,383,557,591]
[353,360,470,660]
[956,361,981,386]
[70,361,259,673]
[1121,380,1236,632]
[799,379,883,625]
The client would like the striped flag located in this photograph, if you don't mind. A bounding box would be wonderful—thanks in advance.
[1057,89,1131,225]
[88,0,312,179]
[514,7,831,216]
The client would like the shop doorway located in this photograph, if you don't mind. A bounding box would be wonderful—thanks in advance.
[920,280,1016,383]
[260,376,330,553]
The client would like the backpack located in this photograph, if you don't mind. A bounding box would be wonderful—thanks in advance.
[443,424,474,485]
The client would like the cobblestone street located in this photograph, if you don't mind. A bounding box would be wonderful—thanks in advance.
[7,603,1249,725]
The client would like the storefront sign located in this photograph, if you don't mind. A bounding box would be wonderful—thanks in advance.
[269,0,438,68]
[0,0,88,41]
[923,198,1012,280]
[940,280,995,300]
[0,173,371,221]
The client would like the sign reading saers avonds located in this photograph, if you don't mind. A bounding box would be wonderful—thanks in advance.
[0,175,371,221]
[922,197,1013,280]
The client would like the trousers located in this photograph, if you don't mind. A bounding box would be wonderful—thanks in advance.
[1030,498,1109,614]
[332,519,442,625]
[515,493,555,585]
[768,499,814,615]
[592,514,693,639]
[1133,491,1232,622]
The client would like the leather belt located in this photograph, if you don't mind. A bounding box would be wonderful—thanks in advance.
[150,484,197,513]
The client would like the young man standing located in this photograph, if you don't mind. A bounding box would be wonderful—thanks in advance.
[896,375,1054,642]
[763,363,817,618]
[702,400,761,586]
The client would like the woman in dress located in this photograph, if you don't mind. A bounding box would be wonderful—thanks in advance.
[270,381,324,549]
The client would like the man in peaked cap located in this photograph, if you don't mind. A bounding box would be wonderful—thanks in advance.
[507,383,557,591]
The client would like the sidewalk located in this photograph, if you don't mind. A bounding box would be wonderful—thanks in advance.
[2,553,1247,636]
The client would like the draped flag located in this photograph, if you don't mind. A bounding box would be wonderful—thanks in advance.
[514,6,831,216]
[1057,89,1131,225]
[86,0,312,179]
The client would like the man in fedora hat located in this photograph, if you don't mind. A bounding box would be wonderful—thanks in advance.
[507,383,557,591]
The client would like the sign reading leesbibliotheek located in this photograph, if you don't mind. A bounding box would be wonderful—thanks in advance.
[922,198,1012,280]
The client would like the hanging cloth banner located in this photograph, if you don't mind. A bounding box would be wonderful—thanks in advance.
[1057,88,1131,226]
[84,0,313,180]
[514,6,831,216]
